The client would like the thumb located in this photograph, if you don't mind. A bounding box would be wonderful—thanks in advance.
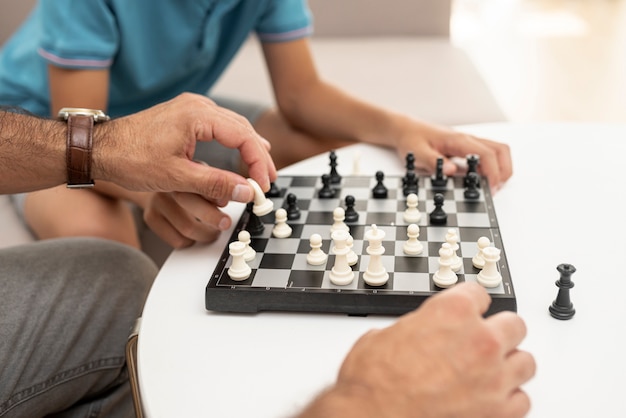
[181,161,254,203]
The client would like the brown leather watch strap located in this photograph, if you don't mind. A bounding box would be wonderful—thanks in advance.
[66,115,95,188]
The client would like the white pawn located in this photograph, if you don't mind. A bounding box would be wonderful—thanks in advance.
[445,228,462,272]
[433,243,458,288]
[238,230,256,262]
[330,207,350,234]
[403,193,421,223]
[346,234,358,266]
[307,233,328,265]
[403,223,423,255]
[227,241,251,281]
[477,246,502,288]
[272,208,292,238]
[329,229,356,285]
[363,225,389,286]
[247,178,273,216]
[472,236,491,269]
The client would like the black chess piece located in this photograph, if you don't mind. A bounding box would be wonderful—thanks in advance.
[549,263,576,320]
[344,195,359,222]
[372,170,388,199]
[402,171,418,196]
[429,193,447,225]
[464,154,480,188]
[329,151,341,184]
[285,193,301,220]
[318,174,335,198]
[463,172,481,200]
[265,182,281,198]
[405,152,415,172]
[431,157,448,188]
[245,202,265,235]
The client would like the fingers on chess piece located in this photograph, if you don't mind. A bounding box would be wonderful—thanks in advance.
[272,208,292,238]
[238,230,256,262]
[286,193,301,220]
[433,242,458,288]
[372,170,388,199]
[227,241,251,281]
[403,223,423,255]
[307,233,328,266]
[403,193,421,223]
[549,263,576,320]
[363,224,389,286]
[472,236,490,269]
[429,193,447,225]
[329,229,356,285]
[476,246,502,288]
[344,195,359,223]
[247,178,274,216]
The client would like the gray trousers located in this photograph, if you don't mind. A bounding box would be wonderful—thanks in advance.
[0,238,158,417]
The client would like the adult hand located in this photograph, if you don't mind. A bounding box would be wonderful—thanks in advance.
[300,282,535,418]
[395,118,513,192]
[93,92,277,201]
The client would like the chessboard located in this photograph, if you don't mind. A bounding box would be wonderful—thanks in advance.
[205,171,516,316]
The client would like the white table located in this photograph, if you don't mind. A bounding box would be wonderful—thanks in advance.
[138,123,626,418]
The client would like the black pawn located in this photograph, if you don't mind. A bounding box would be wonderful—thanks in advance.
[403,171,418,196]
[265,182,281,198]
[549,263,576,320]
[285,193,301,220]
[431,157,448,188]
[245,202,265,235]
[372,170,388,199]
[464,154,480,188]
[344,195,359,223]
[329,151,341,184]
[463,172,481,200]
[318,174,335,199]
[429,193,447,225]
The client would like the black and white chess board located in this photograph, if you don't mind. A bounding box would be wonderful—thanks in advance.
[205,174,516,316]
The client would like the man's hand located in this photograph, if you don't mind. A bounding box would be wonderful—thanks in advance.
[299,282,535,418]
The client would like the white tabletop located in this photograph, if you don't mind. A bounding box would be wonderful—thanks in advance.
[138,122,626,418]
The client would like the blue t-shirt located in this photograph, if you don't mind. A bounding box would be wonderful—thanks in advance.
[0,0,312,117]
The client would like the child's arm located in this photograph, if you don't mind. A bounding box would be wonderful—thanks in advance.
[261,39,512,190]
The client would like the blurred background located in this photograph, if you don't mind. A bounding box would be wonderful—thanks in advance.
[451,0,626,123]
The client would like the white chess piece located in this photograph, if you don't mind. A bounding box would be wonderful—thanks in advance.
[307,233,328,265]
[329,229,356,285]
[445,228,462,272]
[330,207,349,234]
[363,224,389,286]
[247,178,273,216]
[403,223,423,255]
[403,193,421,223]
[238,230,256,262]
[346,234,358,266]
[472,236,491,269]
[227,241,251,281]
[477,246,502,288]
[433,243,458,288]
[352,150,361,175]
[272,208,292,238]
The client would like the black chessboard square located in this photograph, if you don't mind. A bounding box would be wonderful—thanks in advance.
[357,272,395,290]
[259,254,296,269]
[289,270,325,288]
[305,211,334,225]
[456,201,486,213]
[430,274,466,291]
[394,256,430,273]
[458,227,493,242]
[428,213,458,227]
[249,238,269,253]
[365,212,396,225]
[426,189,454,200]
[218,269,256,286]
[396,200,426,213]
[463,258,481,274]
[291,177,318,187]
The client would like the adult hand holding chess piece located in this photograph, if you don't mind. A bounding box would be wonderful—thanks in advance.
[298,282,535,418]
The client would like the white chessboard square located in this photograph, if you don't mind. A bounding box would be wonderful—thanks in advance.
[308,198,342,212]
[361,225,398,242]
[265,238,301,253]
[251,269,290,288]
[286,186,318,200]
[301,224,332,240]
[463,274,505,294]
[369,177,402,190]
[273,177,293,189]
[427,256,466,275]
[337,187,371,200]
[358,255,396,273]
[456,213,491,227]
[322,271,359,289]
[395,212,427,227]
[453,188,486,202]
[394,240,429,257]
[293,253,327,270]
[425,226,451,242]
[392,272,431,292]
[460,241,483,258]
[366,199,398,213]
[424,199,457,214]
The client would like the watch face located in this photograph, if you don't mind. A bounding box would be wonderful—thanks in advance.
[57,107,110,122]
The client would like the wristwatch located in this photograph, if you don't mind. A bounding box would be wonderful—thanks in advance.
[57,107,110,188]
